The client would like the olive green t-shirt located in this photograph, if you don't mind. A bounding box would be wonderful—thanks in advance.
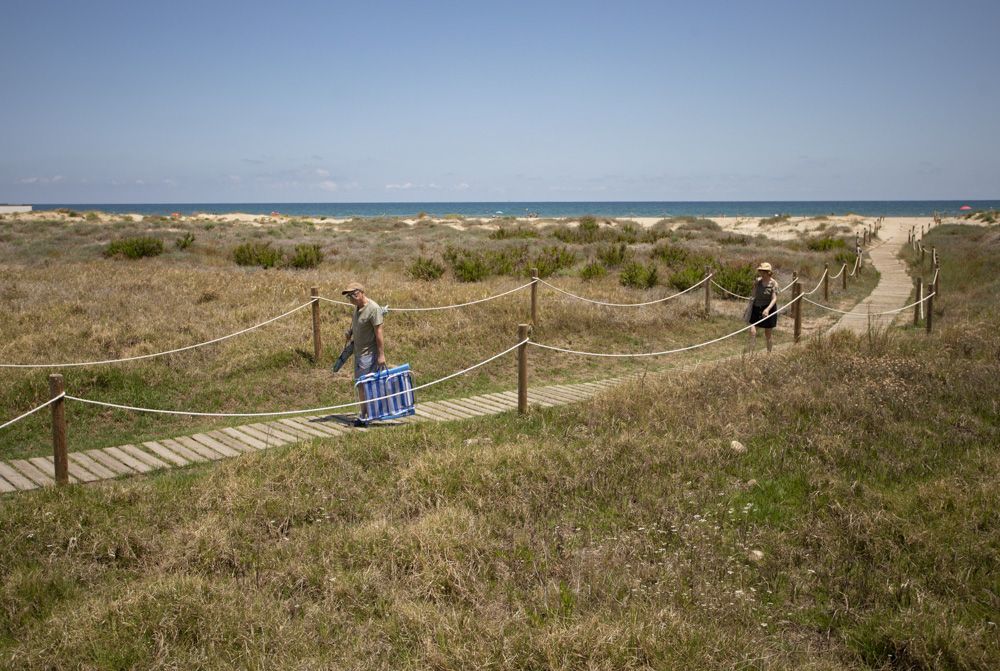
[752,278,778,307]
[351,299,383,357]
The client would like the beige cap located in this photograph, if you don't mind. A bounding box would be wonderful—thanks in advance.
[756,262,773,272]
[341,281,365,295]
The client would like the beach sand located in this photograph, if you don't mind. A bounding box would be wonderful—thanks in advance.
[4,209,969,241]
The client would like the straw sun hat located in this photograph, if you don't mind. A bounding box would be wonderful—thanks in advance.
[756,262,773,272]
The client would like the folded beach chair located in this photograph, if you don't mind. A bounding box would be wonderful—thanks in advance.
[354,363,416,423]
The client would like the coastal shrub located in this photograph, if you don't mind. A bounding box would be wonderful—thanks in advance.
[84,211,101,222]
[718,234,752,246]
[652,242,689,267]
[451,254,491,282]
[620,261,658,289]
[806,237,848,252]
[668,264,707,291]
[408,256,445,281]
[104,236,164,260]
[56,208,80,217]
[532,246,576,277]
[490,225,539,240]
[233,241,282,268]
[578,215,599,238]
[175,232,195,250]
[597,243,631,267]
[834,250,857,268]
[759,214,791,226]
[580,260,607,281]
[288,243,323,269]
[676,218,721,232]
[713,263,756,298]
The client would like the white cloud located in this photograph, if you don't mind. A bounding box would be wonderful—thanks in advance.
[15,175,63,184]
[314,168,330,177]
[386,182,415,190]
[319,180,339,191]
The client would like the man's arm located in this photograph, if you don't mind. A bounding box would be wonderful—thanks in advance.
[374,323,386,366]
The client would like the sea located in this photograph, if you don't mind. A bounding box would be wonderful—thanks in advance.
[34,200,1000,219]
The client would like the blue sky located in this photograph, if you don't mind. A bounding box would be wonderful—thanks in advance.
[2,0,998,203]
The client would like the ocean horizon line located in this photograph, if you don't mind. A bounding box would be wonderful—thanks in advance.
[27,199,1000,219]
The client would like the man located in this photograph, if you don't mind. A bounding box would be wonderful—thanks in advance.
[341,282,386,425]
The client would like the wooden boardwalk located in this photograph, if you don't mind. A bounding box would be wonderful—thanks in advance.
[832,220,915,333]
[0,377,634,493]
[0,220,924,494]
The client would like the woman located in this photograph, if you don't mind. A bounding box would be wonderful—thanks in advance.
[747,262,779,353]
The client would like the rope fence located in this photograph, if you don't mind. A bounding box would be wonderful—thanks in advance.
[2,220,944,489]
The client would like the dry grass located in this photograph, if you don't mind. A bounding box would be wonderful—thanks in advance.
[0,224,996,668]
[0,214,875,459]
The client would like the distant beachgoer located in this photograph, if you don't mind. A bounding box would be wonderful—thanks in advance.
[341,282,386,425]
[746,262,779,353]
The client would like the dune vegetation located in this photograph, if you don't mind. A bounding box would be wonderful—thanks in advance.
[4,216,995,669]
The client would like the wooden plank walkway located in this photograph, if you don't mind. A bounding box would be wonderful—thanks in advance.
[0,378,639,493]
[1,218,923,495]
[832,219,916,333]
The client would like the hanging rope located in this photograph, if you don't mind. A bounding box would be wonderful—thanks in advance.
[527,294,803,358]
[534,275,710,307]
[65,339,527,418]
[0,302,314,368]
[0,393,64,431]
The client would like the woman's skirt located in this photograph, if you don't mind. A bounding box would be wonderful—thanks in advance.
[750,304,778,329]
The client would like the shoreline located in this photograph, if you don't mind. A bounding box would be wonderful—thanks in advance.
[2,209,973,242]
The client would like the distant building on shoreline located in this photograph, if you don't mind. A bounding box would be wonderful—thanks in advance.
[0,204,32,214]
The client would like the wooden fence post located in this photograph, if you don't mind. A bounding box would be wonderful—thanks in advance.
[792,281,802,344]
[920,244,925,264]
[926,292,934,334]
[518,324,529,414]
[310,287,322,364]
[842,263,848,291]
[49,374,68,486]
[530,267,538,326]
[823,263,829,302]
[914,277,922,327]
[704,265,712,316]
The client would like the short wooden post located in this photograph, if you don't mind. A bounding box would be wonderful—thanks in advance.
[704,265,712,315]
[517,324,529,414]
[920,244,925,264]
[823,263,829,302]
[310,287,322,364]
[841,263,848,290]
[855,233,861,250]
[925,291,933,333]
[530,267,538,326]
[913,277,922,326]
[792,281,802,344]
[49,374,68,486]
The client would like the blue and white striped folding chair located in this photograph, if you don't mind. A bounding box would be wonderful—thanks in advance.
[354,363,416,423]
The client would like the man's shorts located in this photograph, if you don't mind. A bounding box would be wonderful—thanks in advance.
[354,351,376,378]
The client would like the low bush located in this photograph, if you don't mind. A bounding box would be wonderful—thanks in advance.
[806,237,848,252]
[652,242,689,267]
[233,241,282,268]
[175,232,195,250]
[620,261,658,289]
[676,218,721,232]
[834,250,857,268]
[713,263,755,298]
[451,254,491,282]
[718,234,752,246]
[668,263,707,291]
[56,208,80,217]
[759,214,791,226]
[84,211,101,222]
[532,245,576,277]
[597,243,630,267]
[580,260,607,281]
[407,256,445,281]
[104,236,164,259]
[288,244,323,269]
[490,226,539,240]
